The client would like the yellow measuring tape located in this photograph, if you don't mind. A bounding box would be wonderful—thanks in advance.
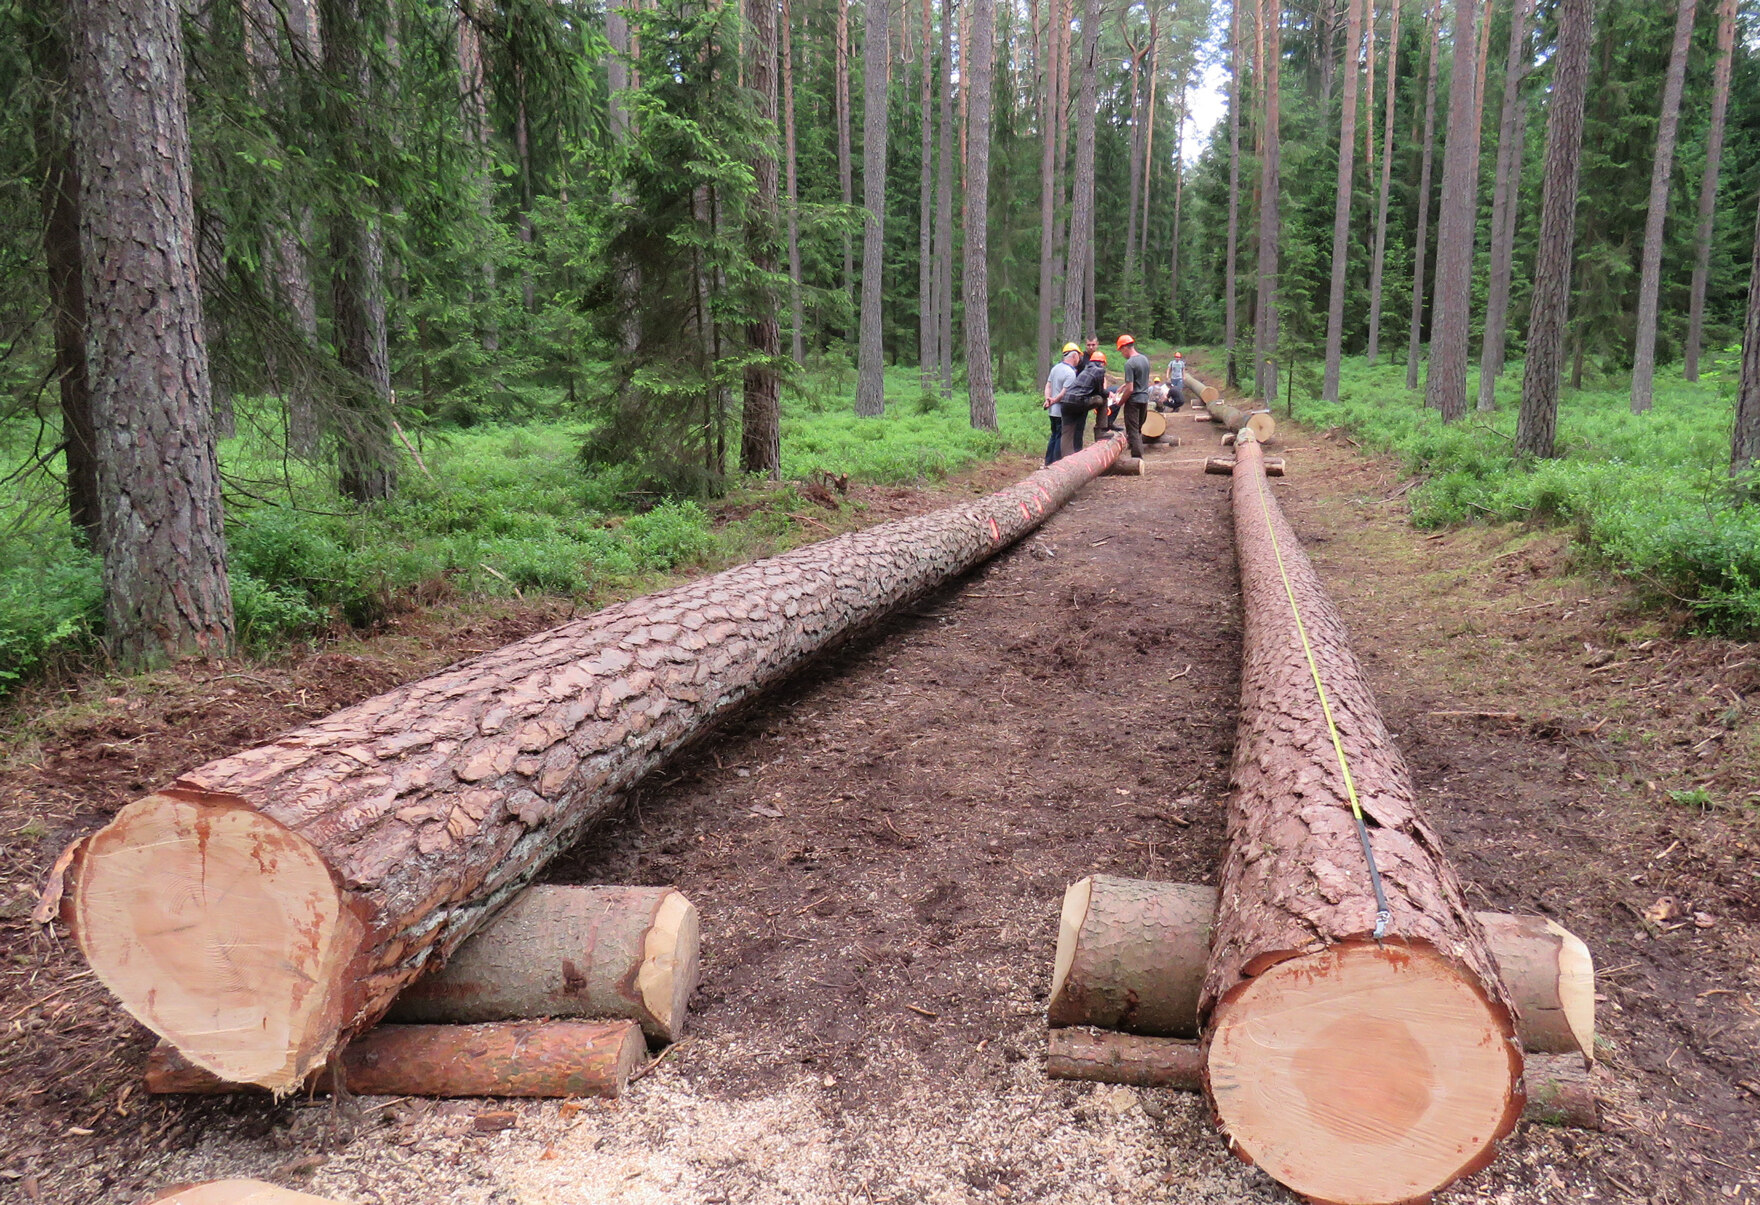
[1250,446,1393,939]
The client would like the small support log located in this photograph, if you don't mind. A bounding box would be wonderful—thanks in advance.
[386,885,698,1044]
[1204,457,1234,476]
[1264,457,1286,478]
[144,1020,645,1098]
[1220,432,1236,447]
[147,1183,345,1205]
[1206,430,1521,1204]
[1045,1030,1599,1129]
[65,439,1123,1092]
[1104,456,1145,477]
[1047,876,1214,1038]
[1044,877,1593,1057]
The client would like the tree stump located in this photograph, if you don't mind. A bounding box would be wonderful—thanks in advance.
[63,438,1124,1092]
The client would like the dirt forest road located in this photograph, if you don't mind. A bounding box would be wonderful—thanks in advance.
[5,397,1759,1204]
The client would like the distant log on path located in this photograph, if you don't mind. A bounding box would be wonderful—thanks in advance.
[66,439,1122,1092]
[1204,430,1522,1204]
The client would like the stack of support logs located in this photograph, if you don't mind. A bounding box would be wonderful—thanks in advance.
[1206,427,1524,1202]
[1045,876,1599,1129]
[60,437,1122,1092]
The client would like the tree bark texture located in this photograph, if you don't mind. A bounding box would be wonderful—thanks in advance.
[855,0,891,416]
[1044,1031,1599,1130]
[144,1020,646,1098]
[921,0,939,386]
[783,0,805,364]
[1252,0,1280,402]
[1630,0,1699,414]
[1062,0,1099,341]
[1405,0,1441,391]
[1684,0,1737,383]
[836,0,854,311]
[935,0,956,394]
[68,437,1125,1091]
[1424,0,1484,420]
[70,0,235,669]
[1033,0,1063,386]
[323,0,397,502]
[1136,14,1159,276]
[1731,192,1760,479]
[1475,0,1535,413]
[1517,0,1593,459]
[37,124,101,547]
[1322,0,1366,403]
[963,0,995,430]
[1364,0,1400,365]
[1224,0,1243,388]
[1205,431,1521,1203]
[385,885,699,1044]
[742,0,783,475]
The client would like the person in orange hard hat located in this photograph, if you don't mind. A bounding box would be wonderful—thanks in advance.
[1165,350,1186,411]
[1113,334,1151,457]
[1060,347,1109,459]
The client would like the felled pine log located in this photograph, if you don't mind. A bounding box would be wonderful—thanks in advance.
[1204,429,1522,1205]
[1044,1029,1599,1130]
[144,1020,645,1098]
[385,885,698,1044]
[1048,875,1595,1057]
[1104,455,1144,476]
[63,437,1124,1094]
[146,1183,344,1205]
[1179,372,1223,407]
[1204,395,1277,444]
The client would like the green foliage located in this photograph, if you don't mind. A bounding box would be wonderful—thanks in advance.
[1294,354,1760,634]
[0,542,102,690]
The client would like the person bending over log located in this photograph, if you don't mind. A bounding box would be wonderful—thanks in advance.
[1060,349,1109,459]
[1044,343,1082,467]
[1114,334,1151,458]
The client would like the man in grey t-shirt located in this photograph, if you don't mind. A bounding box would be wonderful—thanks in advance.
[1115,334,1152,458]
[1043,343,1080,466]
[1166,351,1186,410]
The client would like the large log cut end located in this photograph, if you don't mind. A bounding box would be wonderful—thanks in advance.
[1206,940,1523,1205]
[70,792,360,1090]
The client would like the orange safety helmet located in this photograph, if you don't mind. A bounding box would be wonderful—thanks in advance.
[1116,334,1135,350]
[1091,349,1107,364]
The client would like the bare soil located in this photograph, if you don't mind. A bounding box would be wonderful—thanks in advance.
[2,407,1756,1205]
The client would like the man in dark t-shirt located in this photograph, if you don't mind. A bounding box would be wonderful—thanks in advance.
[1115,334,1151,458]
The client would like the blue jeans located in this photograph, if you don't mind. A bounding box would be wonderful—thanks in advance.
[1045,415,1063,465]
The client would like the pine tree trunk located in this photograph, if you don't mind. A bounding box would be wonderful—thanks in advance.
[69,0,235,667]
[457,0,498,353]
[324,0,397,502]
[783,0,805,364]
[1034,0,1064,385]
[1062,0,1098,340]
[1364,0,1400,365]
[1475,0,1535,412]
[1424,0,1483,420]
[936,0,956,393]
[1252,0,1280,402]
[1630,0,1699,414]
[1404,1,1441,389]
[836,0,854,317]
[855,0,890,416]
[1168,86,1184,330]
[67,439,1126,1092]
[1516,0,1592,459]
[1684,0,1737,383]
[1122,31,1145,276]
[35,86,100,547]
[1136,14,1159,276]
[1224,0,1243,388]
[1321,0,1366,402]
[742,0,782,473]
[963,0,995,429]
[1732,193,1760,481]
[920,0,937,387]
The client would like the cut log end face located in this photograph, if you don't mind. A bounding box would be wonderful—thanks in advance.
[1206,941,1521,1205]
[73,794,355,1091]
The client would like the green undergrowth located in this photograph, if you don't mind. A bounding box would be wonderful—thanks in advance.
[0,365,1048,693]
[1283,352,1760,634]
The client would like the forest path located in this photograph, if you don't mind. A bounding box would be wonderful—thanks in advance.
[6,405,1756,1203]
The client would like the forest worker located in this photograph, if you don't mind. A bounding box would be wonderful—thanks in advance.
[1114,334,1151,458]
[1044,343,1081,466]
[1060,348,1109,459]
[1166,350,1186,411]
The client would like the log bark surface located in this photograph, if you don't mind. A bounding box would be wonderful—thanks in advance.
[144,1020,645,1098]
[385,885,699,1044]
[1205,432,1521,1203]
[70,439,1123,1091]
[1203,395,1275,443]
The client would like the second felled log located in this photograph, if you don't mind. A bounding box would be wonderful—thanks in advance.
[145,1020,645,1098]
[1047,876,1594,1057]
[63,439,1123,1092]
[385,885,698,1044]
